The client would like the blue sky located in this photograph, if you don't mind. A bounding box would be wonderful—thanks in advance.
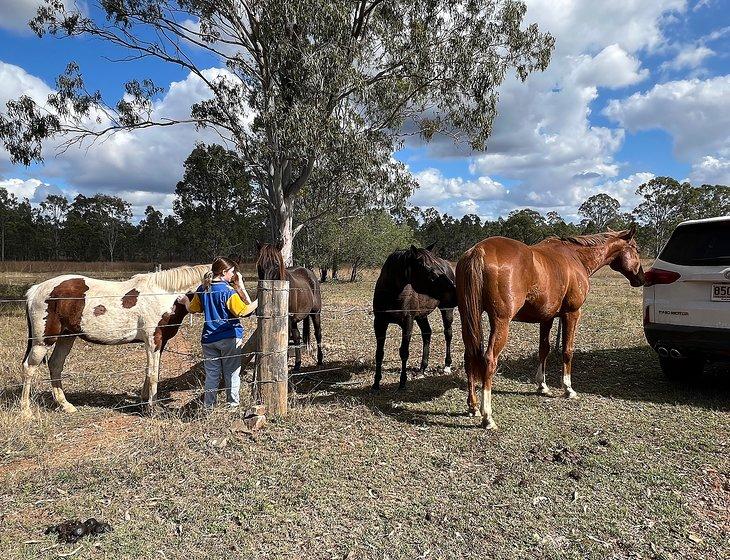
[0,0,729,222]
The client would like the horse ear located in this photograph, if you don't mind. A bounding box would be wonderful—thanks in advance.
[620,224,637,240]
[410,244,418,253]
[255,240,262,252]
[275,239,284,252]
[425,242,437,252]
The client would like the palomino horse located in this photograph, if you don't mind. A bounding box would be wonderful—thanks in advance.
[21,264,251,417]
[456,227,645,429]
[373,244,456,391]
[255,241,323,371]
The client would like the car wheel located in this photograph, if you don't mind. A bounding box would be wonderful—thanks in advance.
[659,356,705,381]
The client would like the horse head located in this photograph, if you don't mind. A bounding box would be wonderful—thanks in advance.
[608,225,646,287]
[255,240,286,280]
[405,243,457,304]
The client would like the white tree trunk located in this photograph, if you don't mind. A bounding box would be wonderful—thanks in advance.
[273,199,295,267]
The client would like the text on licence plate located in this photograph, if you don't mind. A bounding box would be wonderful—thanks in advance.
[711,284,730,301]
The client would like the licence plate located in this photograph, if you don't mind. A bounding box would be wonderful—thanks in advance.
[711,284,730,301]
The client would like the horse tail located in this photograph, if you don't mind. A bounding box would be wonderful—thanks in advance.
[23,284,41,365]
[302,313,312,352]
[456,248,487,380]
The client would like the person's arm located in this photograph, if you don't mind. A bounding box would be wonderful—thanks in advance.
[226,293,258,317]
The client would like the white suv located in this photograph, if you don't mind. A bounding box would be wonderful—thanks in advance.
[643,216,730,378]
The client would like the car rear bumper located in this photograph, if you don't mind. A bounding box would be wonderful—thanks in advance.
[644,323,730,361]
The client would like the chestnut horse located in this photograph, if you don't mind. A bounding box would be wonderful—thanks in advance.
[456,227,645,429]
[373,243,456,391]
[255,241,323,371]
[21,264,251,417]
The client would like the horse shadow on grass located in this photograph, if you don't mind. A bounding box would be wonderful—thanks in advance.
[292,344,730,429]
[496,344,730,412]
[0,361,215,420]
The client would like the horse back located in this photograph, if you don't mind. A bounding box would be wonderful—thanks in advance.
[286,266,321,315]
[26,274,180,346]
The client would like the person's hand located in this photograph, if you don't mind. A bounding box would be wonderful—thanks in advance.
[177,295,190,306]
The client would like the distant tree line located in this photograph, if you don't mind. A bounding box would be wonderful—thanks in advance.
[1,142,728,277]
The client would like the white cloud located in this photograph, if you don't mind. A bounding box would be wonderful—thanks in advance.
[408,168,507,217]
[0,60,237,196]
[571,44,649,89]
[0,177,63,202]
[0,0,72,33]
[604,75,730,160]
[405,0,684,215]
[660,45,715,71]
[689,155,730,185]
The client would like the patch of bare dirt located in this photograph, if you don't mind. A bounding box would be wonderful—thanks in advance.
[0,415,142,480]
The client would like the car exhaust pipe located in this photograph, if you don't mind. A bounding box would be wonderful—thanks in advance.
[669,348,683,359]
[657,346,669,358]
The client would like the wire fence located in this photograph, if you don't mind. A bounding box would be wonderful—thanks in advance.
[0,278,643,413]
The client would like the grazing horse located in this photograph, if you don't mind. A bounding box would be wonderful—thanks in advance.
[456,227,645,429]
[255,241,323,371]
[372,243,456,391]
[21,264,251,417]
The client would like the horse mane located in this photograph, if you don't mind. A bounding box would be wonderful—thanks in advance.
[137,264,211,292]
[257,244,286,280]
[383,247,452,279]
[558,232,618,247]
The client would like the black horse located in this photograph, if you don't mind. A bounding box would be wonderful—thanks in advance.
[373,243,457,390]
[255,241,323,371]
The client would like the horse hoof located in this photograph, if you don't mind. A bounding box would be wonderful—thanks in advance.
[565,390,579,400]
[20,408,34,420]
[537,385,552,396]
[468,409,481,418]
[443,366,452,375]
[481,417,497,430]
[61,404,77,414]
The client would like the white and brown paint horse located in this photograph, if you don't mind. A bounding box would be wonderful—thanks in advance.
[20,264,252,417]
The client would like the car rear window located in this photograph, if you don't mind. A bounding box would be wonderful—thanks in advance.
[659,221,730,265]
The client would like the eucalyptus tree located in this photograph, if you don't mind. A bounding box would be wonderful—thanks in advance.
[0,0,554,265]
[578,193,620,233]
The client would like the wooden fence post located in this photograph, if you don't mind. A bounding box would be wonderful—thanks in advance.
[253,279,289,417]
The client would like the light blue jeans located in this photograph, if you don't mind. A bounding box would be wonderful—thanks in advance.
[201,337,242,407]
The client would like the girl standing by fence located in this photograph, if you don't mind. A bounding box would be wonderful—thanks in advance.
[179,257,257,410]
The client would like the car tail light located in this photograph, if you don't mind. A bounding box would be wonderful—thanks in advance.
[644,268,681,287]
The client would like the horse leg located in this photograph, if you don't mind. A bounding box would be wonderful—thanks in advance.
[481,318,509,429]
[560,311,581,399]
[373,314,388,391]
[415,315,432,377]
[465,353,480,417]
[291,321,302,373]
[48,337,77,413]
[398,316,414,390]
[312,313,323,365]
[142,344,161,413]
[441,308,454,374]
[535,319,554,396]
[20,344,49,418]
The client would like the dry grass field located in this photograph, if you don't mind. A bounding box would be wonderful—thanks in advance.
[0,264,728,559]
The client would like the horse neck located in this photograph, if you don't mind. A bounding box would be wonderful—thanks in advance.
[570,239,622,276]
[148,264,209,292]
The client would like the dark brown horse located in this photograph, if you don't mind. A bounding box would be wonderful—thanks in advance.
[456,227,645,429]
[373,243,456,391]
[255,241,323,371]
